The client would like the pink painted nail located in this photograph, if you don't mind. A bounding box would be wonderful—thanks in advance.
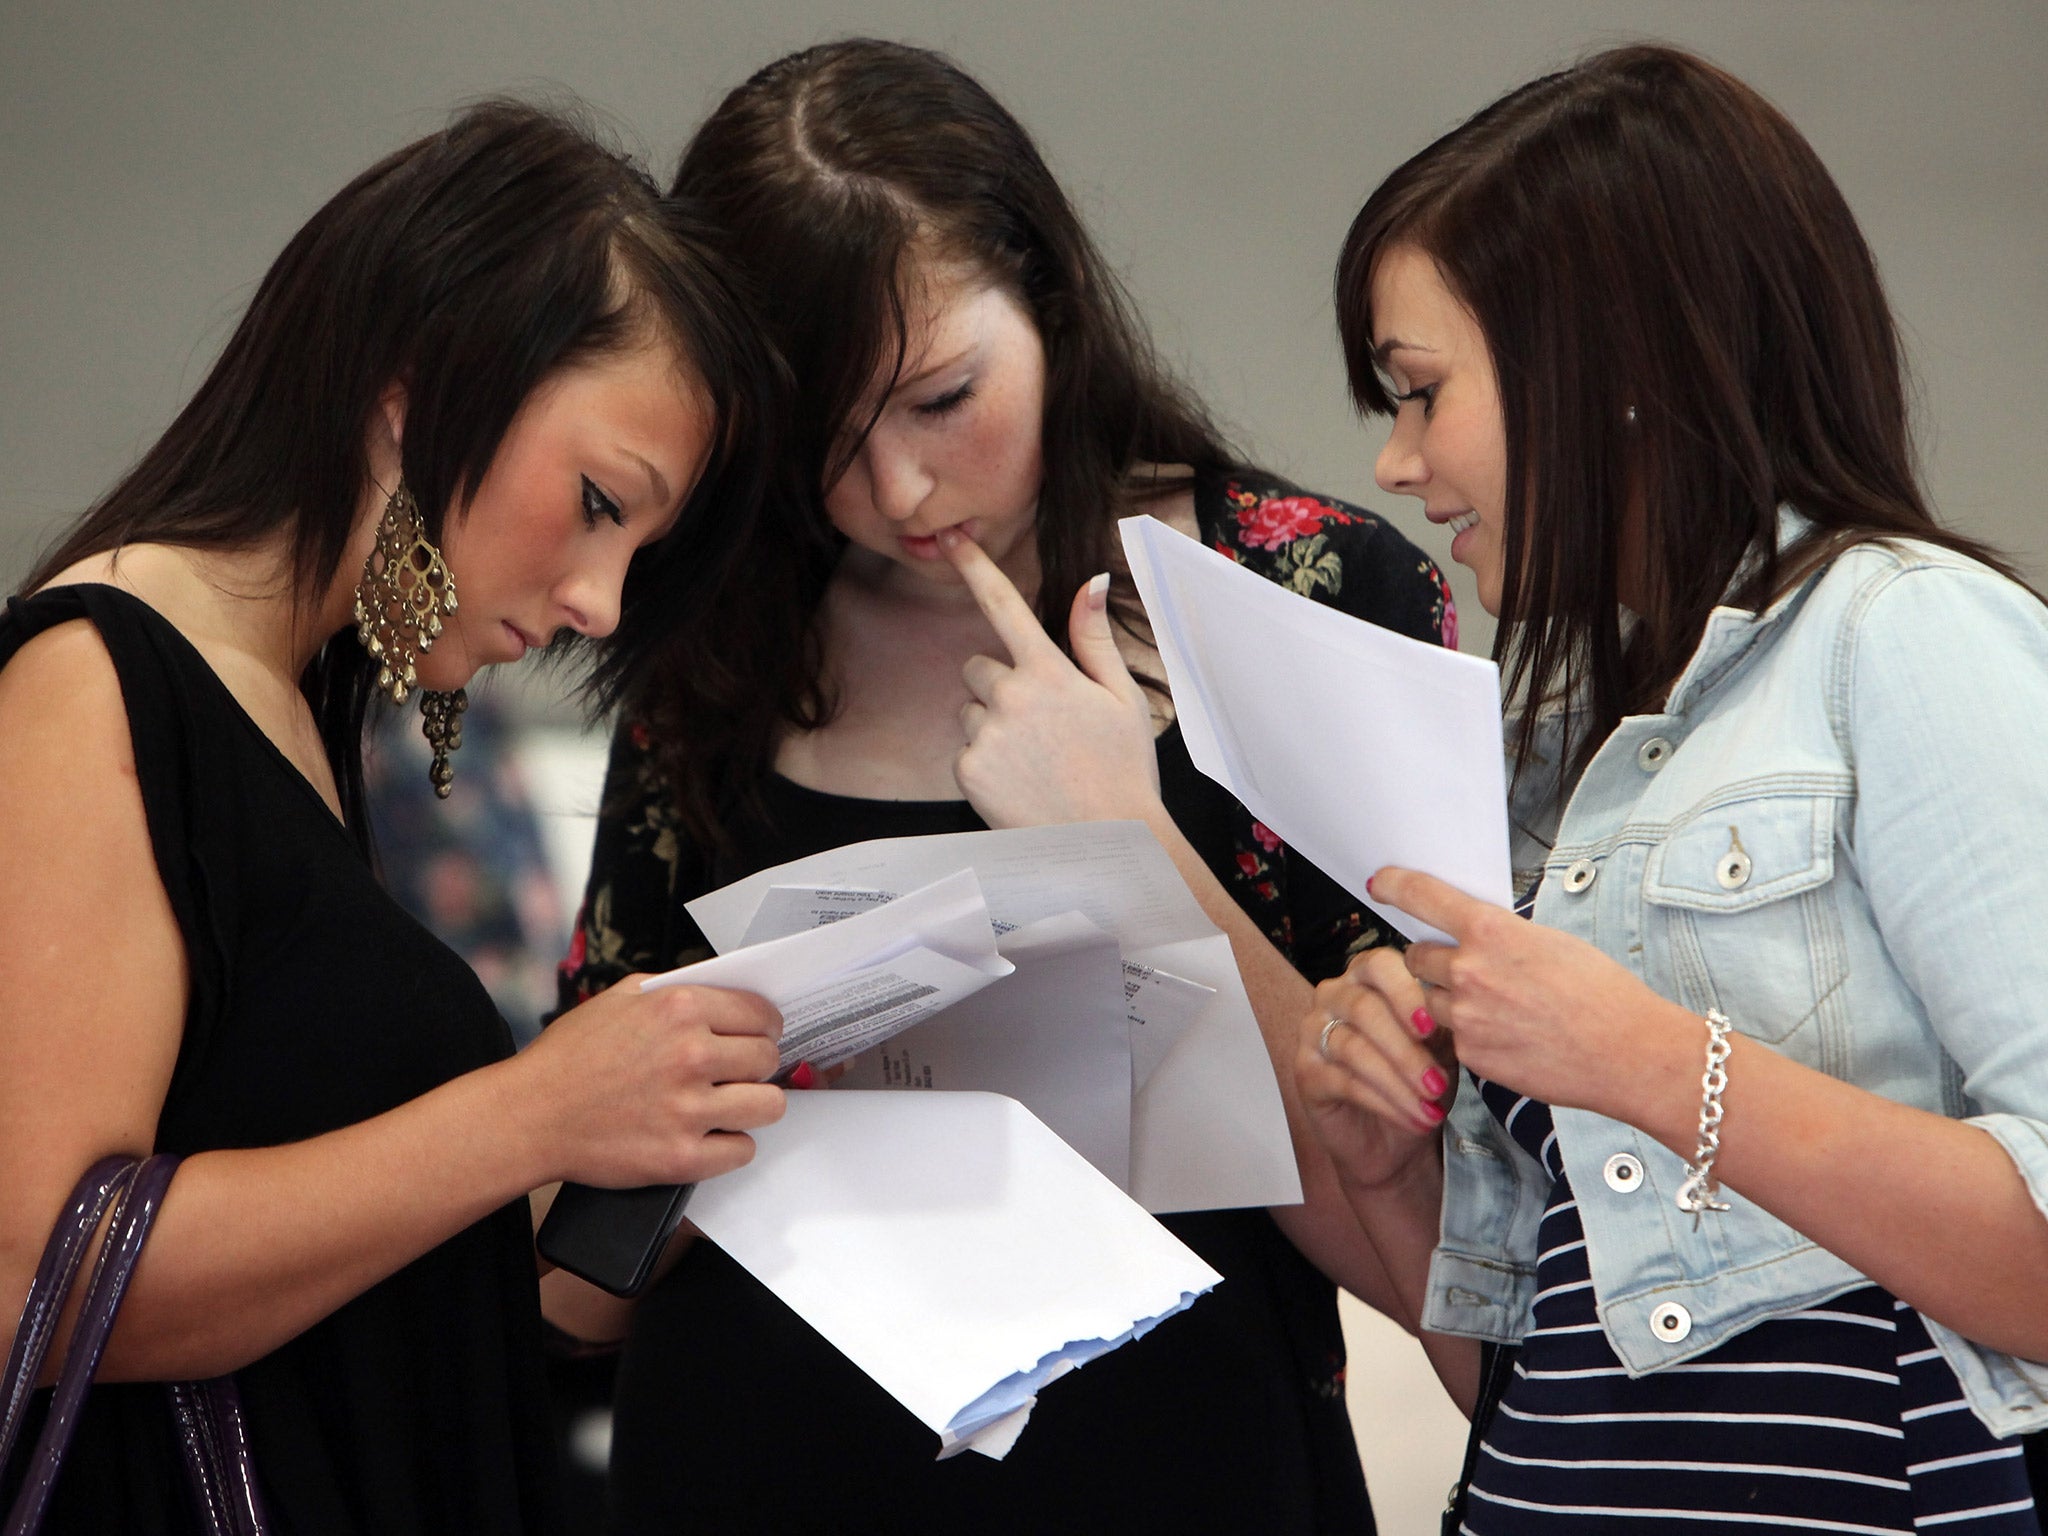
[1418,1101,1446,1126]
[1410,1007,1436,1039]
[1421,1066,1449,1098]
[786,1061,818,1090]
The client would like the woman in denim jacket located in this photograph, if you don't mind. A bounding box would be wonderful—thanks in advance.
[1299,46,2048,1532]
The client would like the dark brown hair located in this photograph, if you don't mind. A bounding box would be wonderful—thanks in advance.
[640,37,1234,851]
[1335,44,2021,780]
[27,100,783,845]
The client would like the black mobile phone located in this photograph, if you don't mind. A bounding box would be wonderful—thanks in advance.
[535,1180,695,1298]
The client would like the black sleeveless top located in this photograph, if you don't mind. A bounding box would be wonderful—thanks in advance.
[560,471,1458,1535]
[0,586,562,1536]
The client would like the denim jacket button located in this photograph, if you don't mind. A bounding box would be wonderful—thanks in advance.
[1650,1301,1693,1343]
[1563,859,1597,893]
[1716,849,1753,890]
[1602,1152,1645,1193]
[1637,737,1673,771]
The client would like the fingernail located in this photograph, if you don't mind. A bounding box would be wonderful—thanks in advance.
[937,528,960,549]
[786,1061,818,1090]
[1086,572,1110,611]
[1366,875,1378,897]
[1410,1007,1435,1038]
[1421,1066,1448,1098]
[1418,1100,1446,1125]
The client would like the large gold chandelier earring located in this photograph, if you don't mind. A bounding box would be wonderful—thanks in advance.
[353,480,457,705]
[353,481,467,797]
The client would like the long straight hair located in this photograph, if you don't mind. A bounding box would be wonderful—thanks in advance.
[641,38,1235,852]
[28,101,784,845]
[1335,44,2022,780]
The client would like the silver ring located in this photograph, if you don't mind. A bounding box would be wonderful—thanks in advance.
[1317,1016,1344,1060]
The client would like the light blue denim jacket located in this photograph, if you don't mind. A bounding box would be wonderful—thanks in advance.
[1423,511,2048,1438]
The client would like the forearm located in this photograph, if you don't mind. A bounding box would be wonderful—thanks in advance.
[1139,809,1418,1318]
[1603,1000,2048,1362]
[1332,1150,1480,1414]
[78,1055,553,1382]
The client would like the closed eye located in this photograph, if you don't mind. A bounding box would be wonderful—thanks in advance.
[1391,384,1438,418]
[581,475,625,529]
[914,383,975,419]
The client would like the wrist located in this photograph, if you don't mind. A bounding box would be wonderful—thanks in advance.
[1586,996,1706,1139]
[475,1050,563,1194]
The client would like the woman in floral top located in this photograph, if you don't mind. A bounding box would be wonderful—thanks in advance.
[551,40,1453,1536]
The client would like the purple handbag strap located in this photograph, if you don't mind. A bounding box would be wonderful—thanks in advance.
[2,1155,268,1536]
[0,1156,134,1474]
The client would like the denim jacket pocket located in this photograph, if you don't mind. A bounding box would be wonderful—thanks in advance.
[1642,792,1849,1047]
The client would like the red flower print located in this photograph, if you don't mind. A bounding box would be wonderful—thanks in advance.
[1235,851,1262,879]
[1235,495,1336,552]
[557,918,587,979]
[1251,821,1282,853]
[629,721,651,750]
[1440,592,1460,651]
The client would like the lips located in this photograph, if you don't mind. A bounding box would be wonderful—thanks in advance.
[897,518,978,561]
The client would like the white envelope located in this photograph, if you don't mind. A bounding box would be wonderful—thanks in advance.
[686,1091,1221,1459]
[1120,512,1512,944]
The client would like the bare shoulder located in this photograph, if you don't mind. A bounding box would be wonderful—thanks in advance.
[0,610,187,1205]
[0,615,135,781]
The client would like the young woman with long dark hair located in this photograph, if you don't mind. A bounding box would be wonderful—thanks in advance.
[0,103,791,1533]
[551,37,1454,1535]
[1300,44,2048,1532]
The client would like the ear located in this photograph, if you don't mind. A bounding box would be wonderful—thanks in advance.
[377,380,408,456]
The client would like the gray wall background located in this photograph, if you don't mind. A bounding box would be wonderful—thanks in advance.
[4,1,2045,659]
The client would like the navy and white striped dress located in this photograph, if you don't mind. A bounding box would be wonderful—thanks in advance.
[1460,1076,2040,1533]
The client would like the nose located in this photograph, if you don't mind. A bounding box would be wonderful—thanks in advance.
[861,430,934,525]
[1375,408,1428,499]
[555,548,629,642]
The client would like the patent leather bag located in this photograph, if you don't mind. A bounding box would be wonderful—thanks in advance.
[1,1155,269,1535]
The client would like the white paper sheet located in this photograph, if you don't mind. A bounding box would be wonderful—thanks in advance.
[1122,960,1214,1092]
[840,912,1134,1188]
[686,824,1302,1213]
[687,1091,1221,1458]
[1120,513,1512,945]
[644,869,1012,1072]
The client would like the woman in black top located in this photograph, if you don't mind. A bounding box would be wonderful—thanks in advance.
[551,40,1454,1534]
[0,103,788,1533]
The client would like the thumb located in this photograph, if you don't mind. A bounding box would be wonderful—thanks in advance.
[1068,572,1145,705]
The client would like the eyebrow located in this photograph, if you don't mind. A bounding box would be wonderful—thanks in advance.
[623,450,670,508]
[892,340,977,394]
[1372,337,1436,366]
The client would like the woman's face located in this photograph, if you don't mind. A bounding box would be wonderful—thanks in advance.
[823,265,1047,592]
[1369,244,1509,616]
[415,340,712,690]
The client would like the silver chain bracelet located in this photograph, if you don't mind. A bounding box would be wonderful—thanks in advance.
[1674,1009,1735,1228]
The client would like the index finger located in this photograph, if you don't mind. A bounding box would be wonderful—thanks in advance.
[657,984,785,1040]
[1368,867,1491,942]
[939,527,1061,663]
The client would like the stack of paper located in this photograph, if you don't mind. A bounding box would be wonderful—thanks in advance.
[1120,512,1512,942]
[645,868,1013,1073]
[690,820,1301,1213]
